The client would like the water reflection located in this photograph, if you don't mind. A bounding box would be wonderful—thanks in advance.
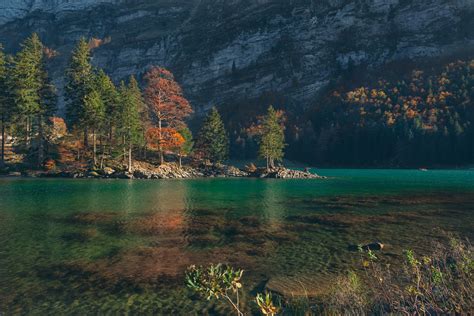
[1,173,473,314]
[261,180,286,229]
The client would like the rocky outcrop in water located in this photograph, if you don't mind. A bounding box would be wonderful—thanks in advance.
[7,161,321,179]
[250,167,323,179]
[0,0,472,111]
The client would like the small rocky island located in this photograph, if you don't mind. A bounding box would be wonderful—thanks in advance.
[6,161,324,180]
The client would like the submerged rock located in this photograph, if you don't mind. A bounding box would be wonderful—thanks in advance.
[266,275,333,298]
[348,242,385,252]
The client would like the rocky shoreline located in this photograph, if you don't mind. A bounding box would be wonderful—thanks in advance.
[1,162,324,180]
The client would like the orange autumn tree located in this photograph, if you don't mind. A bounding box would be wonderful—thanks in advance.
[144,67,193,164]
[146,127,185,166]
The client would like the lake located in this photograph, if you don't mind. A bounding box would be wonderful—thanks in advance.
[1,169,473,314]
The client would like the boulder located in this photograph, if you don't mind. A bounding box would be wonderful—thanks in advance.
[348,242,385,252]
[103,167,115,176]
[88,171,101,178]
[115,171,134,179]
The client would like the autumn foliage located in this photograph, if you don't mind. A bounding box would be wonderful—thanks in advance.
[144,67,193,163]
[144,67,193,129]
[308,59,474,166]
[146,127,185,153]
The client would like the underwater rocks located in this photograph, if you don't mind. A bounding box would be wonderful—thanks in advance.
[265,275,333,298]
[348,242,385,252]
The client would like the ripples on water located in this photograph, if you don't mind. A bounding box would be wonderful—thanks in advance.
[0,169,473,314]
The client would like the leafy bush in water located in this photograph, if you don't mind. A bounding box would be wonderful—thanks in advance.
[185,263,279,316]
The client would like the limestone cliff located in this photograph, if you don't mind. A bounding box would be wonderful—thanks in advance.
[0,0,473,110]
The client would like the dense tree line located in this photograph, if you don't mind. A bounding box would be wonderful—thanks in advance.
[2,33,472,169]
[305,60,474,166]
[0,34,285,171]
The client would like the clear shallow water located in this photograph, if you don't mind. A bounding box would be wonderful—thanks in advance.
[0,169,473,314]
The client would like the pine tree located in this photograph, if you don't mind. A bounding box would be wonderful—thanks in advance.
[0,45,11,167]
[95,69,119,144]
[11,33,56,165]
[178,125,193,167]
[11,33,43,146]
[259,106,285,169]
[129,75,149,159]
[196,107,229,163]
[83,89,105,166]
[116,78,143,172]
[65,37,94,145]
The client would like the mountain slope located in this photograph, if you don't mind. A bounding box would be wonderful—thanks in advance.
[0,0,473,111]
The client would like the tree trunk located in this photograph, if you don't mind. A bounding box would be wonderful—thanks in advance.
[1,117,5,168]
[100,142,106,169]
[37,116,44,167]
[158,117,164,165]
[25,116,30,146]
[109,124,113,145]
[270,157,275,169]
[92,129,97,166]
[179,155,182,168]
[122,135,126,165]
[128,142,132,173]
[84,128,89,148]
[266,156,269,170]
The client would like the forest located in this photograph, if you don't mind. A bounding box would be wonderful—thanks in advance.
[0,34,285,173]
[1,33,473,170]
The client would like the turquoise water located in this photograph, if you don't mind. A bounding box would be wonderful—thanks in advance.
[0,169,473,314]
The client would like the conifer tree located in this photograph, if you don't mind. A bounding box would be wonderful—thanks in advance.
[195,107,229,163]
[178,126,193,167]
[65,37,93,145]
[259,105,285,169]
[83,89,105,166]
[116,78,143,172]
[12,33,43,146]
[12,33,56,165]
[0,45,11,167]
[95,69,119,144]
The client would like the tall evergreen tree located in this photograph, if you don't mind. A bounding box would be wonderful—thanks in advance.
[259,106,285,169]
[196,107,229,163]
[12,33,43,146]
[82,89,105,166]
[0,45,11,167]
[95,69,119,144]
[65,37,93,145]
[12,33,56,165]
[116,78,143,172]
[178,125,193,167]
[129,75,149,159]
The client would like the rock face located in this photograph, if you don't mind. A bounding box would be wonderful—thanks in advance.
[0,0,473,110]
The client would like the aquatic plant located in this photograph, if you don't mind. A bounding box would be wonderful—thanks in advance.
[185,264,281,316]
[255,292,280,316]
[326,270,368,314]
[356,237,474,314]
[185,264,244,315]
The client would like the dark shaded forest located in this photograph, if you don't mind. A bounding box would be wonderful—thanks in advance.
[225,59,474,167]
